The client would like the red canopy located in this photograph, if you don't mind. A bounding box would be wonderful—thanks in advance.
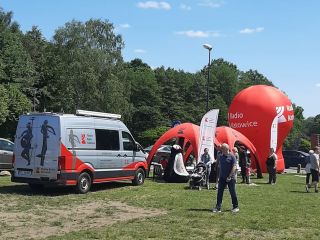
[146,123,199,166]
[215,126,261,172]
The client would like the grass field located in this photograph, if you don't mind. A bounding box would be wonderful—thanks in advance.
[0,173,320,240]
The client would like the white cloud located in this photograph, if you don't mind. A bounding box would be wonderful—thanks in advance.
[180,4,191,11]
[137,1,171,10]
[316,83,320,87]
[175,30,221,38]
[119,23,131,29]
[198,0,224,8]
[134,49,146,53]
[240,27,264,34]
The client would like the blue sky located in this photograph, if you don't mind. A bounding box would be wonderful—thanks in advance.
[1,0,319,118]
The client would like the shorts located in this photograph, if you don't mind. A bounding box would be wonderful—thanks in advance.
[311,169,319,183]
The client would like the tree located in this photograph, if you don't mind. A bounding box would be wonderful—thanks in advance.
[0,85,9,124]
[0,85,31,138]
[125,59,162,134]
[22,26,53,111]
[310,115,320,134]
[284,105,305,150]
[0,8,36,88]
[238,70,274,91]
[209,59,239,106]
[50,19,129,116]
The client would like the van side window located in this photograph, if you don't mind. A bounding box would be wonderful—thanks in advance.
[95,129,120,150]
[122,132,135,151]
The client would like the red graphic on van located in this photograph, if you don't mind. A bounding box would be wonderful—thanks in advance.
[81,134,86,144]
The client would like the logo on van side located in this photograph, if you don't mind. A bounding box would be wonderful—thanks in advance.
[81,134,86,144]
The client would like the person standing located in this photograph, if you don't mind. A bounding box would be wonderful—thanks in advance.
[245,150,251,184]
[306,147,320,193]
[232,147,239,183]
[266,148,277,184]
[305,150,313,190]
[239,147,249,183]
[200,148,213,183]
[212,143,239,213]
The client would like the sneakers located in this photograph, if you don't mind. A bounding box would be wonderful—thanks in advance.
[212,208,221,213]
[306,185,309,193]
[231,207,240,213]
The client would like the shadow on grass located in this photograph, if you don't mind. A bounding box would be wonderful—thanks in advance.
[91,181,133,192]
[289,190,310,194]
[188,208,213,212]
[0,181,133,196]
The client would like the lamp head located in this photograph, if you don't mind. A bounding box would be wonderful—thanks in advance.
[203,43,213,51]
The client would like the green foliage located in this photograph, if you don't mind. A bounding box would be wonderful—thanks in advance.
[210,58,239,106]
[0,84,9,124]
[0,85,32,138]
[298,138,311,152]
[0,8,36,88]
[50,19,126,114]
[238,69,274,91]
[284,104,305,150]
[138,125,170,146]
[310,115,320,134]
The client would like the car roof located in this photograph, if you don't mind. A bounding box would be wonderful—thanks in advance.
[0,138,14,144]
[283,150,309,156]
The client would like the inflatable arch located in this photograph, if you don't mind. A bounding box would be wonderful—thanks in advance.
[146,123,199,166]
[215,126,262,177]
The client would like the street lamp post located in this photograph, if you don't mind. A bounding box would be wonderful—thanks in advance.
[203,43,212,113]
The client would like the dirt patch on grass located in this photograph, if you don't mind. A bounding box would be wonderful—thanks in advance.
[0,201,164,239]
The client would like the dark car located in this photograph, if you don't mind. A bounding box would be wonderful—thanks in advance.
[0,138,14,171]
[144,145,171,163]
[282,150,309,168]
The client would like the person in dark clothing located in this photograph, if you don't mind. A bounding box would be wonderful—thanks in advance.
[212,143,239,213]
[239,147,249,183]
[266,148,277,184]
[163,145,188,183]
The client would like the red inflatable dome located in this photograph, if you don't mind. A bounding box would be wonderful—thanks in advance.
[228,85,294,173]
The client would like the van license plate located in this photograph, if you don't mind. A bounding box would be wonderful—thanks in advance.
[18,170,32,176]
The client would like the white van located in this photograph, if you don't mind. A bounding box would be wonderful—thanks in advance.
[12,110,148,193]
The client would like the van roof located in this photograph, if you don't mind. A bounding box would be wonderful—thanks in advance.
[22,112,124,123]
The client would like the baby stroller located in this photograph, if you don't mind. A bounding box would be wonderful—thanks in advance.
[189,162,210,190]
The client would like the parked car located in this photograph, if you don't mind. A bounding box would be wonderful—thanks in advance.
[0,138,14,171]
[282,150,309,168]
[144,145,172,163]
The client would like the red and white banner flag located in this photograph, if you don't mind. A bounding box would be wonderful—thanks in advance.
[198,109,219,162]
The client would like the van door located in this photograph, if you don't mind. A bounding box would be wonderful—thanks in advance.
[14,115,60,180]
[95,129,122,169]
[121,131,136,167]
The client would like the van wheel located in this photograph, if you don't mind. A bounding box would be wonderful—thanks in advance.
[76,172,91,194]
[29,183,44,192]
[132,168,145,186]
